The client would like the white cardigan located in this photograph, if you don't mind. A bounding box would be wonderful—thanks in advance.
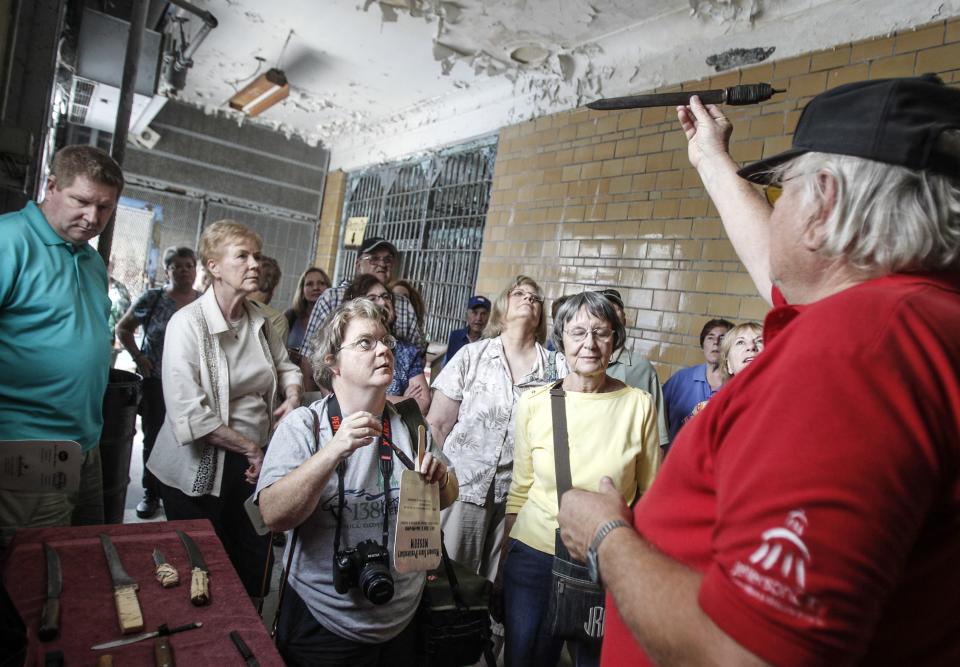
[148,289,301,497]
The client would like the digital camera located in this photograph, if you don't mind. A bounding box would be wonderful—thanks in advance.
[332,539,394,605]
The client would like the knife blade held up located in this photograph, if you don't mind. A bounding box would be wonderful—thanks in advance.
[587,83,783,110]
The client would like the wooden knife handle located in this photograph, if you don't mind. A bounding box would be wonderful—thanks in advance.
[189,567,210,606]
[38,597,60,641]
[154,635,175,667]
[96,656,114,667]
[113,584,145,634]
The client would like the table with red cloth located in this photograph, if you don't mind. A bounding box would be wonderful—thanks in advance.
[2,519,283,665]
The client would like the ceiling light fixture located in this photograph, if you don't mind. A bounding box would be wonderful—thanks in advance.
[228,67,289,116]
[510,44,550,66]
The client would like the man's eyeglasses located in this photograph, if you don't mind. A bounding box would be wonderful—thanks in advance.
[338,334,397,353]
[763,173,801,206]
[564,327,614,343]
[360,253,395,267]
[509,288,544,304]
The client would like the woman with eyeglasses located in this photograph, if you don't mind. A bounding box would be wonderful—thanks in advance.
[499,291,661,667]
[427,276,559,627]
[256,299,457,667]
[344,274,430,414]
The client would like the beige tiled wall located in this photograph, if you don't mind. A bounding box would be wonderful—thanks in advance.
[475,18,960,381]
[314,169,347,276]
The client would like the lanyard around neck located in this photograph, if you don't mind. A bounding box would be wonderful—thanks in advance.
[326,394,395,554]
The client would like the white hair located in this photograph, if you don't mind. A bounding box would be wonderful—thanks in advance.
[774,152,960,275]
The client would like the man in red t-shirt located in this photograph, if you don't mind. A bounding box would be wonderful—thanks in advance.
[558,75,960,666]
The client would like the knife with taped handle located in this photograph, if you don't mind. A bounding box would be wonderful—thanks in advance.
[99,534,145,634]
[177,530,210,605]
[153,549,180,587]
[39,543,62,641]
[92,622,202,650]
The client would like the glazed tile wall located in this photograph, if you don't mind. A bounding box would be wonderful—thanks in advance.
[474,18,960,381]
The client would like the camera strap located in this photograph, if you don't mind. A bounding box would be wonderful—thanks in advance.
[326,394,398,558]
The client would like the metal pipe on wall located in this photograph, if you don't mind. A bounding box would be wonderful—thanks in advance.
[98,0,148,265]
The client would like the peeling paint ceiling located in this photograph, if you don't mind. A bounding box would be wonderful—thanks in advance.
[174,0,960,170]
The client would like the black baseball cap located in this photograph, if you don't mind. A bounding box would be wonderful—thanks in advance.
[738,75,960,184]
[359,236,398,256]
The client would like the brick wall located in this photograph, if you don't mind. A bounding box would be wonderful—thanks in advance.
[314,169,347,276]
[474,17,960,381]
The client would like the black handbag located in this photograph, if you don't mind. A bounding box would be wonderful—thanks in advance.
[543,381,606,644]
[416,540,496,666]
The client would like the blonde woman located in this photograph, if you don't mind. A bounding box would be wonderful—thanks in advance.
[427,275,558,585]
[719,321,764,382]
[286,267,331,363]
[148,220,302,597]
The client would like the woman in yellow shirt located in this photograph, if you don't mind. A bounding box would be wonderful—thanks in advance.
[498,291,662,667]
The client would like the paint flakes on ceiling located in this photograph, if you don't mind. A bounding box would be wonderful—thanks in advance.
[172,0,959,170]
[705,46,776,71]
[688,0,763,24]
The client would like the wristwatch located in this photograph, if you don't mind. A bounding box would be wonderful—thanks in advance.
[587,519,630,585]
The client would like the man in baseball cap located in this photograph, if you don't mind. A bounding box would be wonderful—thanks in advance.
[443,294,491,366]
[560,76,960,666]
[298,235,425,389]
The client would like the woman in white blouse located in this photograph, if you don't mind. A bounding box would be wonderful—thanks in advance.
[147,220,302,597]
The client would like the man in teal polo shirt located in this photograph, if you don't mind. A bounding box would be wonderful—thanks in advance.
[0,145,124,544]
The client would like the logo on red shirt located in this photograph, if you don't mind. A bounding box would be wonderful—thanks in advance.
[729,509,826,626]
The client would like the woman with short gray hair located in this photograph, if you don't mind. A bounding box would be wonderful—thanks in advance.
[499,291,661,667]
[115,245,201,518]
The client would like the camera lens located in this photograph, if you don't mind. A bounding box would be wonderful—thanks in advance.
[360,562,395,605]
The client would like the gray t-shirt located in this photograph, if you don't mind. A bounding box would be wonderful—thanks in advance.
[257,397,446,643]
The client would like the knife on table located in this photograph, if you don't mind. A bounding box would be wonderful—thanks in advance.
[100,534,145,634]
[177,530,210,606]
[39,543,62,641]
[153,549,180,588]
[229,630,260,667]
[92,622,202,650]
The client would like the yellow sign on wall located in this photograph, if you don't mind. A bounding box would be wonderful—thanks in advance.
[344,216,369,248]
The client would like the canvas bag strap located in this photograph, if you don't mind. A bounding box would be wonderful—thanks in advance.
[549,379,573,504]
[269,408,319,638]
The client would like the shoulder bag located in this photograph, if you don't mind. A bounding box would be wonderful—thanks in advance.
[544,380,606,644]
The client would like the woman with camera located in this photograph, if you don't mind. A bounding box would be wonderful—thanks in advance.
[257,299,458,667]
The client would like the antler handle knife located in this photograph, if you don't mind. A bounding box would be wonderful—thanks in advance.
[99,534,145,634]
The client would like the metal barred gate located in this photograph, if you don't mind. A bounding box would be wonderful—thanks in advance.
[335,136,497,344]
